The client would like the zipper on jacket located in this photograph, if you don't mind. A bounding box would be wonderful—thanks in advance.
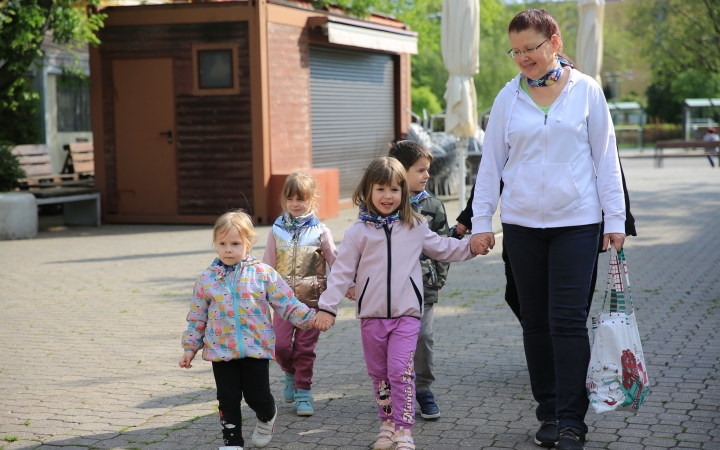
[542,111,548,227]
[291,230,299,290]
[383,224,392,318]
[229,270,245,358]
[357,277,370,314]
[410,277,423,311]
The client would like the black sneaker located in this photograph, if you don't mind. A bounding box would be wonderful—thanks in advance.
[556,426,585,450]
[416,391,441,419]
[534,421,558,447]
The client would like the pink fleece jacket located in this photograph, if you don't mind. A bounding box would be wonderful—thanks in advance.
[318,218,476,319]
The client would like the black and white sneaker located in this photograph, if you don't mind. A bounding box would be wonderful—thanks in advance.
[534,421,558,447]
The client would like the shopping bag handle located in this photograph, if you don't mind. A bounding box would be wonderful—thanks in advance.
[600,247,634,314]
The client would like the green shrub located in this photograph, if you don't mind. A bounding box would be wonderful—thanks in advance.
[0,143,26,192]
[411,85,443,117]
[642,123,683,144]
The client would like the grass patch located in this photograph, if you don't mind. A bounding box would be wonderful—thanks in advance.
[3,436,18,442]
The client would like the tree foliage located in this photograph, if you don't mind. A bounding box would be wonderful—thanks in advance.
[0,77,41,144]
[0,0,104,144]
[623,0,720,122]
[0,0,105,95]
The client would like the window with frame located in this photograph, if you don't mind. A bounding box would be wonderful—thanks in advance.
[192,43,240,96]
[57,75,92,132]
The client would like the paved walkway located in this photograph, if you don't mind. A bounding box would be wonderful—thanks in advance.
[0,158,718,450]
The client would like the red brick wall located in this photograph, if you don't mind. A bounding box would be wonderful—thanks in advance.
[267,22,312,172]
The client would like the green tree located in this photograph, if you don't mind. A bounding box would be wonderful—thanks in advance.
[0,0,105,96]
[623,0,720,122]
[0,0,104,144]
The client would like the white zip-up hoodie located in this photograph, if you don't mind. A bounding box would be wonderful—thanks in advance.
[471,68,626,234]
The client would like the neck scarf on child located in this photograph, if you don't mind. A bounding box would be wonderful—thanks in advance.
[359,203,400,229]
[410,190,429,209]
[283,211,319,233]
[526,56,571,87]
[214,258,243,278]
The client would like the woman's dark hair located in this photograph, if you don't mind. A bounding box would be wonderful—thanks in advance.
[508,9,576,69]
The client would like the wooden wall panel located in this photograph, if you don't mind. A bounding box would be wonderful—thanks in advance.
[99,21,253,217]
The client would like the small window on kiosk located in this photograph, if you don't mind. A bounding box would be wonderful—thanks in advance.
[192,44,240,96]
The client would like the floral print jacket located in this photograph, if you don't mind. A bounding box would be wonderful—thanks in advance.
[182,255,316,361]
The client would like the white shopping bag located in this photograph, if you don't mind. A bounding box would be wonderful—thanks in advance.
[586,248,650,413]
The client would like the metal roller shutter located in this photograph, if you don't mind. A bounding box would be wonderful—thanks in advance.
[310,45,395,198]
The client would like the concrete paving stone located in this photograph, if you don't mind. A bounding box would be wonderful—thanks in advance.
[676,442,704,449]
[609,442,647,450]
[677,433,713,443]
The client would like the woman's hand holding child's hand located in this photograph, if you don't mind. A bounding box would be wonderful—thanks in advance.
[345,286,356,301]
[179,350,196,369]
[470,233,493,255]
[313,311,335,331]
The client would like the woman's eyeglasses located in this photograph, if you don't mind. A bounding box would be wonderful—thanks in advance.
[507,39,549,59]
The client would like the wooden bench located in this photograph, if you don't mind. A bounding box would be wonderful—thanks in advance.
[62,142,95,178]
[11,145,100,226]
[11,144,91,187]
[654,140,720,168]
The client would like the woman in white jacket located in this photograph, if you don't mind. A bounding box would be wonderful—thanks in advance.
[470,9,626,450]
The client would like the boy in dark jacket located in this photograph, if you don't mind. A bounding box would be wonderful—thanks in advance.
[389,140,449,419]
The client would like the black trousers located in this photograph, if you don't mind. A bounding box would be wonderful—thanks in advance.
[212,358,276,446]
[502,236,601,322]
[503,223,600,433]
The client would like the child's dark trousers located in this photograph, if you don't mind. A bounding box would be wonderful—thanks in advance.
[212,358,276,446]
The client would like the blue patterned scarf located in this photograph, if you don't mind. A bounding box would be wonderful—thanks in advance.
[527,56,571,87]
[410,190,429,209]
[283,212,319,233]
[359,203,400,229]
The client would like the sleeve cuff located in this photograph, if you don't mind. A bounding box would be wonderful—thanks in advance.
[602,217,626,235]
[471,216,493,234]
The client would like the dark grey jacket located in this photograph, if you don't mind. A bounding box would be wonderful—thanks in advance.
[414,195,450,304]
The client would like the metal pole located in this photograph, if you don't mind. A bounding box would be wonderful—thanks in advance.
[457,137,468,207]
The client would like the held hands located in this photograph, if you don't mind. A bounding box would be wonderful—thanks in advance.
[455,223,468,237]
[313,311,335,332]
[179,350,196,369]
[602,233,625,252]
[470,232,494,255]
[345,286,356,301]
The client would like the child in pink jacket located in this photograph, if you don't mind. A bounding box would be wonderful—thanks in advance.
[314,157,490,450]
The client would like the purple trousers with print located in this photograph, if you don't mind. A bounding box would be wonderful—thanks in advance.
[273,311,321,390]
[361,316,421,431]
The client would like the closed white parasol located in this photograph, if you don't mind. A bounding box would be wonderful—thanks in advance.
[576,0,605,84]
[441,0,479,205]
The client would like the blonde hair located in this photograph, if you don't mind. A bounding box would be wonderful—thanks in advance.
[280,172,318,213]
[352,157,422,228]
[212,209,257,251]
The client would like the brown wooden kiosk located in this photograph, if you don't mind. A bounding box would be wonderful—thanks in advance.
[90,0,416,225]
